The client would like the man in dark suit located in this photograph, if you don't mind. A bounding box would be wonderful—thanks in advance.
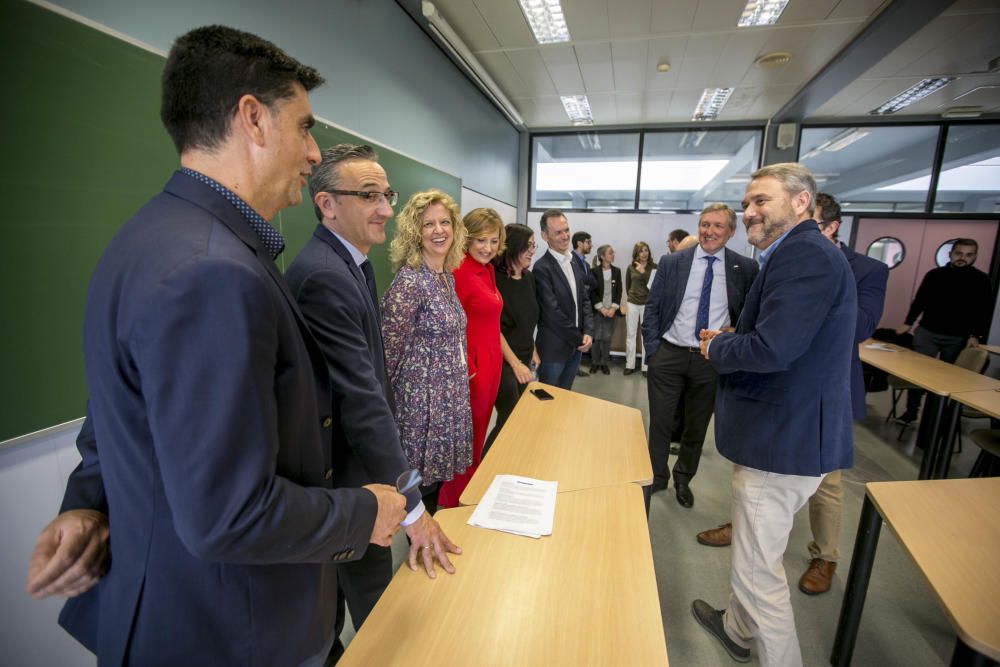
[692,164,856,666]
[285,144,460,652]
[534,209,594,389]
[693,193,889,598]
[642,204,758,510]
[24,27,405,666]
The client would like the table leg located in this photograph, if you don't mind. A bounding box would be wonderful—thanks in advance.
[831,495,883,667]
[917,393,946,480]
[950,637,993,667]
[934,400,962,480]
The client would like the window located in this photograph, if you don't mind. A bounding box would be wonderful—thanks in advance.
[798,126,939,212]
[933,124,1000,213]
[866,236,906,269]
[531,132,640,209]
[638,129,761,211]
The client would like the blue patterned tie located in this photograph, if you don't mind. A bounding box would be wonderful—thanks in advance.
[695,256,717,343]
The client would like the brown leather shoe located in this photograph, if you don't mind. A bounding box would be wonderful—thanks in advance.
[798,558,837,595]
[696,522,732,547]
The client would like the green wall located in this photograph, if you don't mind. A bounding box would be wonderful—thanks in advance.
[0,0,460,441]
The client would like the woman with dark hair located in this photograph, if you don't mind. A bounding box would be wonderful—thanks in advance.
[624,241,653,376]
[589,245,622,375]
[483,223,539,456]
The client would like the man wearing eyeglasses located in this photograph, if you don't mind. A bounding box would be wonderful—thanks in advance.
[285,144,461,658]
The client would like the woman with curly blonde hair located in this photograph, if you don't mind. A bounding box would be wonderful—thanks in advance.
[382,189,472,512]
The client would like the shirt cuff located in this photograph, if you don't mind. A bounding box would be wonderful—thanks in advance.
[401,500,426,527]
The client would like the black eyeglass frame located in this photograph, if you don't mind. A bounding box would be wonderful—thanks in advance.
[326,189,399,206]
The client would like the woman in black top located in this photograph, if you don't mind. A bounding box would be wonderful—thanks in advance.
[589,245,622,375]
[483,223,540,456]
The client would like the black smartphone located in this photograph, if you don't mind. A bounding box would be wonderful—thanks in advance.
[530,388,555,401]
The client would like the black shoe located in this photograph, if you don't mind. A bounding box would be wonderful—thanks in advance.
[649,480,668,494]
[669,444,680,455]
[601,365,610,375]
[576,368,590,377]
[896,409,918,424]
[590,366,599,374]
[691,600,751,663]
[675,481,694,508]
[624,368,634,376]
[642,370,647,378]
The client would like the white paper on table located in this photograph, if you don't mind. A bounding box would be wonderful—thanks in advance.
[467,475,557,538]
[864,343,897,352]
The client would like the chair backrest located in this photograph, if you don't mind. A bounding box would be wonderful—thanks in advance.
[954,347,989,374]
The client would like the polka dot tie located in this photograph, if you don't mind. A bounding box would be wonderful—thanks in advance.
[180,168,285,259]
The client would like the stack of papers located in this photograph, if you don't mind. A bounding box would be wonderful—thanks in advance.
[467,475,557,538]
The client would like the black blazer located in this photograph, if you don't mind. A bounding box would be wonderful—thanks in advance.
[642,246,759,357]
[534,250,594,363]
[285,225,421,513]
[589,264,623,313]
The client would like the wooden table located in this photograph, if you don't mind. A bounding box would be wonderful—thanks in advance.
[340,483,669,666]
[832,478,1000,666]
[978,344,1000,356]
[859,341,1000,478]
[460,382,652,506]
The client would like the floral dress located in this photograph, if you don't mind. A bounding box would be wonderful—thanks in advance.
[382,263,473,484]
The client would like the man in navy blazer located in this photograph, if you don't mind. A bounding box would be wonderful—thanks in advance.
[692,164,856,667]
[25,27,404,666]
[534,209,594,389]
[285,144,460,654]
[642,204,758,510]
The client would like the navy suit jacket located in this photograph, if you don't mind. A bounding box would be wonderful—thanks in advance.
[534,250,594,363]
[642,246,759,357]
[842,243,889,419]
[60,172,376,665]
[710,221,857,475]
[285,226,420,512]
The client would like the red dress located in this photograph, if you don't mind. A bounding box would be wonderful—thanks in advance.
[438,254,503,507]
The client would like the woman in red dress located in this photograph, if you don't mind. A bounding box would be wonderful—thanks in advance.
[437,208,505,508]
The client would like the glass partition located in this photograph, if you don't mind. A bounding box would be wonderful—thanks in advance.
[638,129,761,211]
[933,124,1000,214]
[798,125,939,212]
[531,132,640,209]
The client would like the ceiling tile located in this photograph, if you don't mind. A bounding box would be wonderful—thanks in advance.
[779,0,842,23]
[472,0,537,48]
[540,44,585,94]
[615,91,645,122]
[649,0,698,34]
[506,49,558,95]
[563,0,610,41]
[692,0,744,32]
[643,35,688,90]
[478,51,529,97]
[587,92,618,122]
[827,0,892,21]
[611,40,649,92]
[576,42,615,92]
[430,0,501,52]
[608,0,653,37]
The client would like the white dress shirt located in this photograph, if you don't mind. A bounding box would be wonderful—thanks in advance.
[665,246,730,348]
[548,247,579,326]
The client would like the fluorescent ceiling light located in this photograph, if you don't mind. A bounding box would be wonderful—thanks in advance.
[535,159,728,192]
[800,129,870,160]
[693,88,733,121]
[877,158,1000,192]
[870,78,955,115]
[518,0,570,44]
[737,0,790,27]
[561,95,593,126]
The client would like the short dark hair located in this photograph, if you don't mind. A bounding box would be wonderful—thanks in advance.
[161,25,324,154]
[952,238,978,253]
[571,231,591,250]
[815,192,841,225]
[668,229,688,244]
[539,209,565,233]
[309,144,379,220]
[495,223,534,276]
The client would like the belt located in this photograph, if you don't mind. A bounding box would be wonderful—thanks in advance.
[663,341,701,353]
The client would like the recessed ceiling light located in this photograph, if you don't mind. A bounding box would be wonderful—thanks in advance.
[517,0,570,44]
[870,77,955,115]
[754,52,791,69]
[656,61,671,73]
[737,0,790,27]
[692,88,733,121]
[560,95,593,126]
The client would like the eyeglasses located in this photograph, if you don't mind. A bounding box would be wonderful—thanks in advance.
[327,189,398,207]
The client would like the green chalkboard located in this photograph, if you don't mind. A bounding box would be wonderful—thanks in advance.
[0,0,460,442]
